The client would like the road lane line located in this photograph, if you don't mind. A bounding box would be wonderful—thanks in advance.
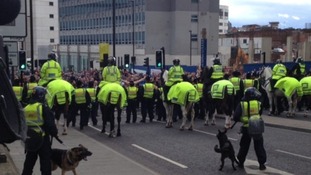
[276,149,311,160]
[132,144,188,169]
[194,129,238,141]
[88,124,110,136]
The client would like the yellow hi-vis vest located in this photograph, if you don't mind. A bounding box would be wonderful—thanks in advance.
[75,88,87,104]
[240,100,261,127]
[272,64,287,80]
[102,66,120,83]
[230,77,241,93]
[24,102,45,136]
[211,65,224,79]
[143,83,154,98]
[294,63,306,75]
[166,66,184,86]
[46,61,60,80]
[87,88,96,102]
[194,83,203,98]
[55,91,67,105]
[127,86,138,100]
[13,86,23,101]
[243,79,254,89]
[27,83,38,98]
[159,87,165,100]
[300,77,311,95]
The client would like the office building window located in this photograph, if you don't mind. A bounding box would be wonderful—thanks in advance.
[191,34,198,41]
[49,2,53,6]
[50,26,54,31]
[219,29,223,33]
[191,15,198,22]
[49,14,54,18]
[219,22,223,26]
[50,38,55,43]
[243,39,247,44]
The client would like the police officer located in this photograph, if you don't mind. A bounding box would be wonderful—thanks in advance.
[163,59,184,102]
[86,81,98,126]
[233,87,267,171]
[125,80,138,123]
[206,58,224,87]
[22,75,38,104]
[230,70,244,111]
[70,80,91,130]
[193,78,205,120]
[38,52,62,86]
[140,76,156,123]
[291,57,306,81]
[155,81,166,121]
[101,56,121,85]
[243,72,258,89]
[271,59,287,92]
[22,86,58,175]
[12,78,26,106]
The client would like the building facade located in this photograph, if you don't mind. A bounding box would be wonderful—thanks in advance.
[24,0,60,65]
[56,0,220,72]
[219,5,228,34]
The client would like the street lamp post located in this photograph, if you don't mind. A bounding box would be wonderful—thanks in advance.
[112,0,116,57]
[189,30,192,66]
[131,0,135,57]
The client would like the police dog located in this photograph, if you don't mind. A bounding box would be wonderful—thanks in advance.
[214,129,239,171]
[51,144,92,175]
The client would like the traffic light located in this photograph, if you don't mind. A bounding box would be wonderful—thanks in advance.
[124,54,130,68]
[155,50,162,68]
[143,57,149,67]
[19,51,26,70]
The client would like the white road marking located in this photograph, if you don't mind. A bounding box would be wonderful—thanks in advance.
[132,144,188,169]
[194,129,238,141]
[276,149,311,160]
[244,159,294,175]
[88,124,109,136]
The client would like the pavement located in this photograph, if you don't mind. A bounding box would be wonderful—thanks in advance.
[0,113,310,175]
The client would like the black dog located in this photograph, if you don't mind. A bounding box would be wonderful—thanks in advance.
[214,129,239,171]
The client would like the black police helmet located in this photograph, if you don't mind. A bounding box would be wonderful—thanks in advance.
[31,86,47,103]
[213,58,220,64]
[173,59,180,66]
[107,56,116,65]
[48,52,57,61]
[244,87,261,101]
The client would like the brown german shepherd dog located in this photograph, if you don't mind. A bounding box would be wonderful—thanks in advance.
[214,129,239,171]
[51,144,92,175]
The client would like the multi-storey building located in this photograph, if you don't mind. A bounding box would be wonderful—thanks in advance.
[219,5,228,34]
[56,0,220,71]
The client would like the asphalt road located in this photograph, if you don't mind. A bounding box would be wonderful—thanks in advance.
[78,110,311,175]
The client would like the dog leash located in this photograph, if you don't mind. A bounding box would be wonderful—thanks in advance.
[52,136,70,149]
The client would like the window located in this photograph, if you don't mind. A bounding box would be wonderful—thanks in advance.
[219,22,223,26]
[50,38,55,43]
[191,15,198,22]
[49,14,54,18]
[219,9,223,16]
[191,34,198,41]
[219,29,223,33]
[243,39,247,44]
[50,26,54,31]
[49,2,53,6]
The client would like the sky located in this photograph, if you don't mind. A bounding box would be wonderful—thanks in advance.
[220,0,311,29]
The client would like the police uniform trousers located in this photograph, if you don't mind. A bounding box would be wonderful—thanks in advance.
[88,101,98,125]
[194,97,205,119]
[69,102,89,129]
[22,135,52,175]
[141,97,154,122]
[100,103,122,132]
[156,98,166,121]
[126,99,137,123]
[237,127,267,166]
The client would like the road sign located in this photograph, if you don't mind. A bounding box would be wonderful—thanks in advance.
[0,0,26,37]
[4,42,18,66]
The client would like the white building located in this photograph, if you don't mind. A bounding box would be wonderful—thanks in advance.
[219,5,229,34]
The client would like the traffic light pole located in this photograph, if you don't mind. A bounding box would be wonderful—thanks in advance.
[161,47,165,69]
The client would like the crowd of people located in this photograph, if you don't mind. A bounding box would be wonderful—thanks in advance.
[12,51,311,174]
